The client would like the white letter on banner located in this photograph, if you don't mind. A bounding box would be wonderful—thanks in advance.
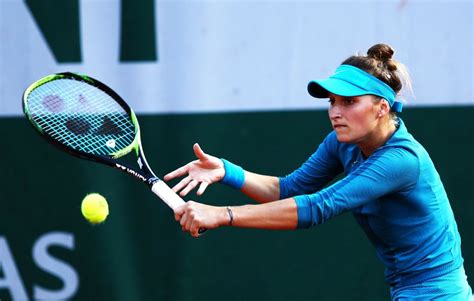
[0,236,29,301]
[32,232,79,300]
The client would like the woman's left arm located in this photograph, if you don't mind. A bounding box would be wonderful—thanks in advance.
[295,147,419,228]
[174,198,298,237]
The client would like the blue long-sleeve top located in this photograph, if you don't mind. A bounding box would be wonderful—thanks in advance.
[279,119,464,287]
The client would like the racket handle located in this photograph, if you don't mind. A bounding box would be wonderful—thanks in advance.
[151,179,186,210]
[151,180,207,235]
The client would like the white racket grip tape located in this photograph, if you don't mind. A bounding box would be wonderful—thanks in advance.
[151,179,208,235]
[151,180,186,210]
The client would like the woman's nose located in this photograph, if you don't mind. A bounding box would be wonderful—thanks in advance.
[329,106,341,119]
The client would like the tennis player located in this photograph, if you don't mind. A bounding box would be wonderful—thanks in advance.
[165,43,473,300]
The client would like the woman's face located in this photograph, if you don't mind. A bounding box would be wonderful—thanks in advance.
[328,93,383,144]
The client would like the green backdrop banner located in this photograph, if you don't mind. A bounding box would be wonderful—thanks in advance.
[1,107,473,300]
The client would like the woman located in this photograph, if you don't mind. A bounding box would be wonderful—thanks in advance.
[164,44,472,300]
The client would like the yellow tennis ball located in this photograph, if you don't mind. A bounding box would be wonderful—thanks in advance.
[81,193,109,224]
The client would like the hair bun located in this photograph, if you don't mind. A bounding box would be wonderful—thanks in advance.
[367,43,394,62]
[367,43,397,71]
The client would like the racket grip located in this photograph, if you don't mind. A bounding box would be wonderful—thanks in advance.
[151,180,207,235]
[151,180,186,210]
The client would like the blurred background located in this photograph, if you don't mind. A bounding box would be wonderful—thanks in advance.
[0,0,472,300]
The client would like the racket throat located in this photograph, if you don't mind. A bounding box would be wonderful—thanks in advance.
[115,163,148,182]
[146,176,160,187]
[136,153,159,186]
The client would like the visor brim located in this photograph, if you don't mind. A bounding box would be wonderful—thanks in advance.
[307,78,369,99]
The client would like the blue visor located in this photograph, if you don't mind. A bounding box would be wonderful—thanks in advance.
[308,64,403,112]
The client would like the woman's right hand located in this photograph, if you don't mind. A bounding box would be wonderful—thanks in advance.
[164,143,225,196]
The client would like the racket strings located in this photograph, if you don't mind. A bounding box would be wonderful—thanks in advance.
[37,114,132,154]
[26,78,136,156]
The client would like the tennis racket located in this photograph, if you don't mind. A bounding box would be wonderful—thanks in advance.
[23,72,205,234]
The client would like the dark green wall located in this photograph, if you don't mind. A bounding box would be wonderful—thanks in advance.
[1,106,473,300]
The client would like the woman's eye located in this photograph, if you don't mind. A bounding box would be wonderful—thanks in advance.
[344,98,354,105]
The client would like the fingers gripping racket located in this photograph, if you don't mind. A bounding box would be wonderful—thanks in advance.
[23,72,205,234]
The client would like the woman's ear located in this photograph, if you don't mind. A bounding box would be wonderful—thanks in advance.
[378,99,391,117]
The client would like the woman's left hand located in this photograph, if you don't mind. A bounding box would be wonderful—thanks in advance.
[174,201,228,237]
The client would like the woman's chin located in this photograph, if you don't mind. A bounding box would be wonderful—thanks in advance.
[335,133,352,143]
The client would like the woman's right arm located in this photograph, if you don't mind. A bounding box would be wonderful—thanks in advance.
[165,134,343,204]
[164,143,281,203]
[240,171,280,203]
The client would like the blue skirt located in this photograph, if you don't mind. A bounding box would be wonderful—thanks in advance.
[390,265,473,300]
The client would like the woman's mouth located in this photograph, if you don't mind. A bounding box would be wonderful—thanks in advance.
[333,124,347,129]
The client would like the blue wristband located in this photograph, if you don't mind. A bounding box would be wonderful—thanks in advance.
[220,159,245,189]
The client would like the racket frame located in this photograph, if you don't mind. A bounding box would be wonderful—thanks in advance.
[22,72,186,210]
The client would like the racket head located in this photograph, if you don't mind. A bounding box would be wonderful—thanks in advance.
[23,72,141,162]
